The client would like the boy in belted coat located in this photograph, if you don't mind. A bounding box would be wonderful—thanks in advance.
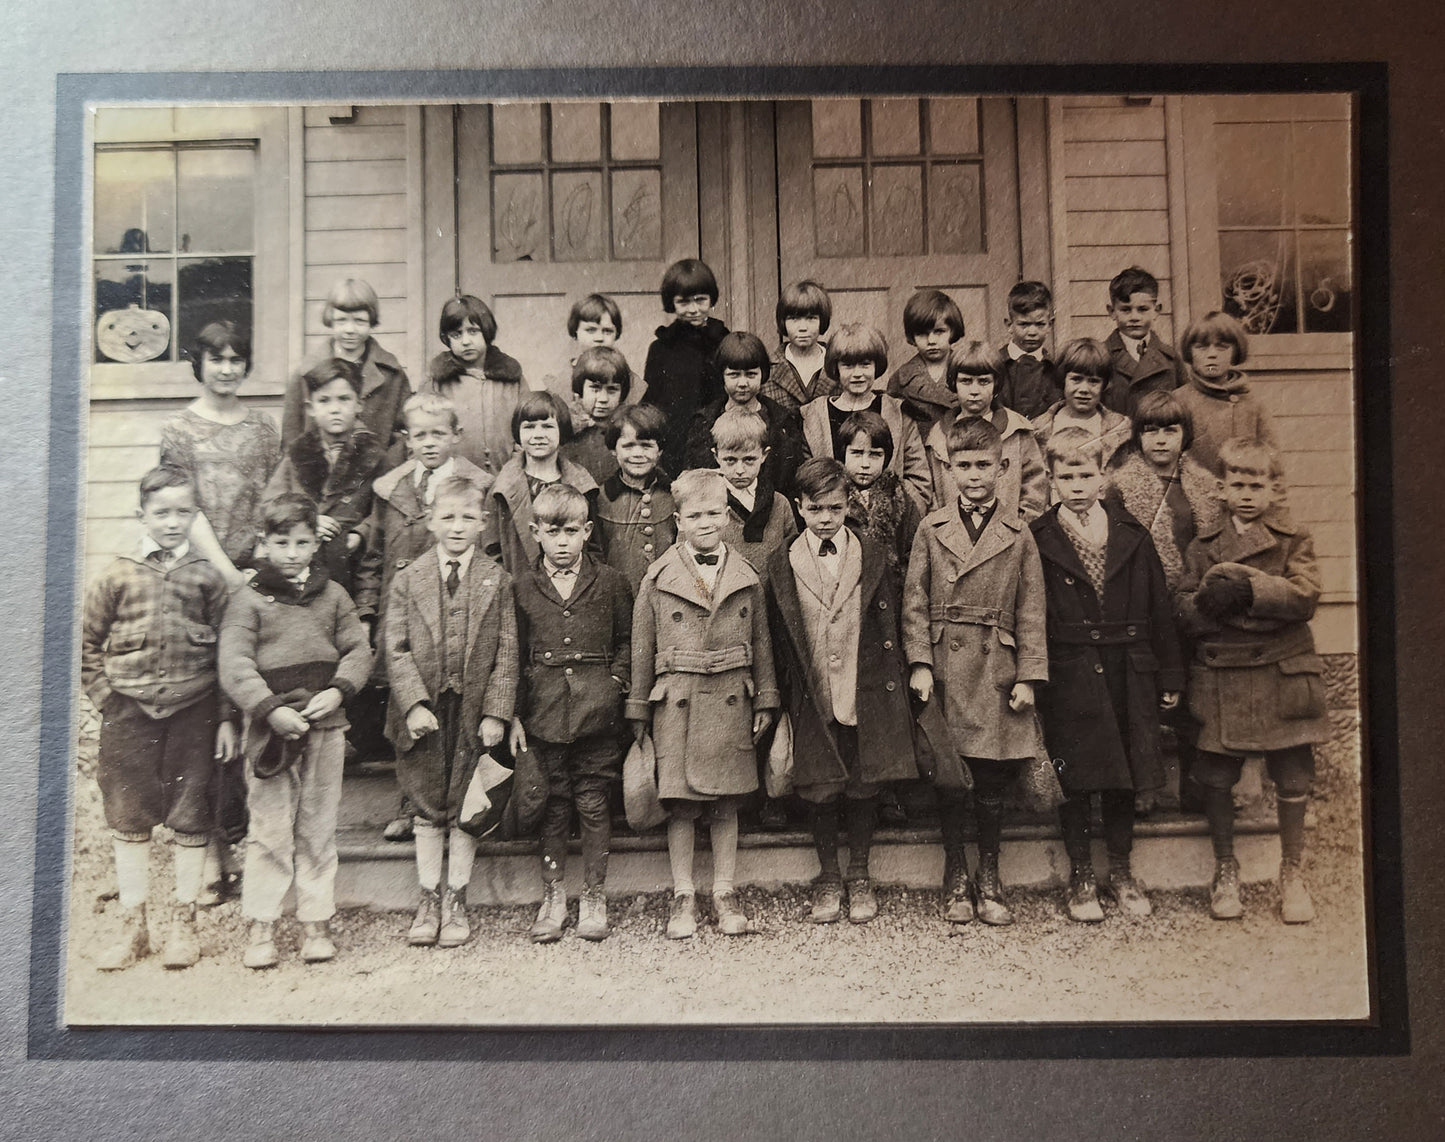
[764,458,917,925]
[1031,429,1183,923]
[627,468,779,940]
[508,484,633,943]
[386,476,518,949]
[1176,439,1332,924]
[903,416,1048,927]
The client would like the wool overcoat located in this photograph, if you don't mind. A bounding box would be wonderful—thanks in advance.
[886,351,957,428]
[799,385,934,514]
[684,393,806,496]
[923,406,1049,521]
[1030,502,1185,792]
[762,342,835,410]
[625,545,780,800]
[1172,369,1279,478]
[488,454,601,576]
[902,504,1049,761]
[1176,513,1332,754]
[281,339,412,459]
[1101,329,1186,417]
[763,533,917,789]
[1030,401,1134,472]
[641,316,729,474]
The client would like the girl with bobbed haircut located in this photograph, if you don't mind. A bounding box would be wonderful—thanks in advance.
[766,279,835,410]
[438,295,498,347]
[823,323,889,382]
[658,258,719,311]
[774,279,832,343]
[322,278,380,327]
[1054,336,1113,382]
[423,293,526,476]
[1173,309,1276,477]
[567,293,623,339]
[188,321,252,381]
[944,339,1008,393]
[644,259,729,473]
[714,330,772,380]
[1179,310,1250,367]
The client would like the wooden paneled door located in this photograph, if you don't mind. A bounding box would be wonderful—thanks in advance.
[439,102,699,399]
[776,97,1025,359]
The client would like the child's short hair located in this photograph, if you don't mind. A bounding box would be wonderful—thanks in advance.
[431,475,489,512]
[1045,426,1106,472]
[659,259,719,312]
[1218,437,1282,480]
[824,323,889,382]
[511,390,574,445]
[188,320,251,381]
[1131,390,1195,451]
[715,331,772,382]
[532,483,591,528]
[1181,310,1250,366]
[840,409,895,467]
[1055,337,1112,381]
[439,294,498,346]
[1007,281,1054,317]
[572,346,633,398]
[902,289,965,342]
[304,357,363,396]
[776,279,833,343]
[1108,266,1161,306]
[671,467,730,510]
[402,391,462,432]
[946,415,1003,458]
[260,492,318,537]
[710,408,770,453]
[566,293,623,338]
[793,456,850,502]
[945,340,1006,392]
[323,278,380,327]
[604,402,669,450]
[138,464,197,508]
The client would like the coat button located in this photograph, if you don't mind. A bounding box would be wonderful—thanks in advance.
[950,641,961,651]
[1126,626,1137,636]
[981,643,990,655]
[640,507,652,519]
[673,612,683,622]
[1065,576,1075,585]
[544,651,553,659]
[1090,630,1101,640]
[878,600,887,609]
[563,610,571,618]
[1094,664,1104,674]
[726,694,738,705]
[564,668,574,676]
[885,681,897,692]
[740,606,748,617]
[677,698,688,708]
[643,526,654,535]
[644,544,654,554]
[883,640,893,649]
[642,494,652,505]
[576,653,583,660]
[563,637,572,645]
[397,559,409,568]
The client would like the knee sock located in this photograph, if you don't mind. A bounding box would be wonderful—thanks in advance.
[844,798,877,881]
[1203,787,1236,860]
[667,816,696,896]
[809,801,842,883]
[1058,795,1092,867]
[709,806,740,896]
[201,838,222,888]
[975,796,1005,861]
[447,828,477,891]
[575,788,612,890]
[1277,794,1309,863]
[172,842,206,905]
[1101,790,1136,861]
[540,796,572,884]
[938,797,969,874]
[113,838,150,910]
[414,821,444,890]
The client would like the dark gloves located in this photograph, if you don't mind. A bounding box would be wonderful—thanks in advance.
[1193,574,1253,620]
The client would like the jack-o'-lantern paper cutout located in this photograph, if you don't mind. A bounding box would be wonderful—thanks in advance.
[97,304,170,363]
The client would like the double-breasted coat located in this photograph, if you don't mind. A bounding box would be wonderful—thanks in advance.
[1101,329,1186,417]
[902,504,1049,761]
[923,406,1049,520]
[625,545,780,800]
[799,384,934,514]
[513,553,633,744]
[763,533,918,790]
[1030,502,1185,792]
[1176,512,1332,754]
[384,549,519,819]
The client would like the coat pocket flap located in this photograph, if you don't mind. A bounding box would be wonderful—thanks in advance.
[929,622,943,645]
[996,628,1017,649]
[1277,653,1325,676]
[188,627,218,645]
[109,629,146,652]
[743,677,755,697]
[648,679,671,703]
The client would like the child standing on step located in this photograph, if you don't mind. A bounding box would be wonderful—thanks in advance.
[1030,428,1183,922]
[82,466,236,971]
[386,476,518,948]
[627,468,779,940]
[1176,438,1332,924]
[509,484,633,943]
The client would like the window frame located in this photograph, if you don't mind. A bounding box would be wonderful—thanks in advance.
[87,106,291,400]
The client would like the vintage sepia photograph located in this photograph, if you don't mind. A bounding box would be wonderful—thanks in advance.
[62,83,1373,1028]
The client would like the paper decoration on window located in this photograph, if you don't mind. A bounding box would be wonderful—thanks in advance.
[96,304,171,363]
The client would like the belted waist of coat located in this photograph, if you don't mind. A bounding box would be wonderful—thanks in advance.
[531,649,613,666]
[928,605,1016,632]
[655,644,753,674]
[1051,620,1151,647]
[1195,623,1317,668]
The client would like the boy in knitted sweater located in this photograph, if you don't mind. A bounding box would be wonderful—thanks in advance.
[219,492,372,969]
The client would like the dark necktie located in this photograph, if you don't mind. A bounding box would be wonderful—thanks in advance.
[817,538,838,557]
[446,560,461,596]
[694,552,719,566]
[148,549,172,568]
[417,467,432,504]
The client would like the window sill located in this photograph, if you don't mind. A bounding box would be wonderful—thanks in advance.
[88,362,286,402]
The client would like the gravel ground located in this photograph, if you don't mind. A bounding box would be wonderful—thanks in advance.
[62,750,1371,1027]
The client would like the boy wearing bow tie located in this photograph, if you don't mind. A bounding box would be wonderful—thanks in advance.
[903,417,1048,927]
[996,281,1061,420]
[509,484,634,943]
[764,459,917,925]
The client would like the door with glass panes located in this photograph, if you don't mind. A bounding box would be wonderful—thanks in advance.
[776,97,1023,352]
[451,101,699,399]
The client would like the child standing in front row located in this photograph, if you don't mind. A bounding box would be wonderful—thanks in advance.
[82,466,236,971]
[1176,439,1331,923]
[887,288,965,428]
[424,294,528,477]
[509,484,634,943]
[1031,429,1183,922]
[627,469,779,940]
[595,403,677,595]
[220,493,373,968]
[904,417,1048,927]
[764,458,918,925]
[562,346,630,484]
[764,279,834,411]
[386,477,518,948]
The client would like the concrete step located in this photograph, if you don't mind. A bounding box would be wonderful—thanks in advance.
[332,770,1287,910]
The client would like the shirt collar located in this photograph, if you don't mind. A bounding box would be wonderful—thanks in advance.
[805,527,847,558]
[544,556,580,579]
[1123,331,1149,356]
[685,541,725,566]
[959,497,996,516]
[730,480,758,509]
[1007,342,1043,362]
[415,457,454,488]
[139,536,190,563]
[438,545,476,577]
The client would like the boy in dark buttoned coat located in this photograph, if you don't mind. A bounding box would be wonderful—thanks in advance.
[1176,439,1332,924]
[508,484,633,943]
[1031,429,1184,923]
[903,416,1048,927]
[764,459,917,925]
[1100,267,1186,417]
[627,468,780,940]
[386,476,518,949]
